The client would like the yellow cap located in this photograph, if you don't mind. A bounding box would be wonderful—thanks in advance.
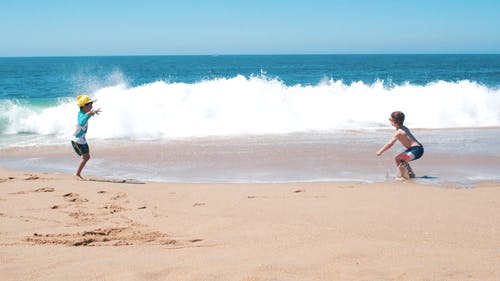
[76,95,96,107]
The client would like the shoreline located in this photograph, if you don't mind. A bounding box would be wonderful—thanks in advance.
[1,167,500,280]
[2,128,500,186]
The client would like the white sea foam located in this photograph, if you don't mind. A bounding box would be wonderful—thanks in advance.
[1,76,500,141]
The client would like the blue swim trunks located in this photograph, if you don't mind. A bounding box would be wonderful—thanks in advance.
[400,146,424,161]
[71,141,89,156]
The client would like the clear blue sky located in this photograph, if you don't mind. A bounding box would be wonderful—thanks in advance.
[1,0,499,56]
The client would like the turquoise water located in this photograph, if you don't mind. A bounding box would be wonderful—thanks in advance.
[2,55,500,101]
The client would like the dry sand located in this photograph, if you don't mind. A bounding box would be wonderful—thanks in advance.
[1,168,499,281]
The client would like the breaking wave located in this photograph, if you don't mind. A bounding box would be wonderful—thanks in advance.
[1,75,499,141]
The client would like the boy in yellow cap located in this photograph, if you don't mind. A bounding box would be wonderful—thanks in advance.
[71,95,101,179]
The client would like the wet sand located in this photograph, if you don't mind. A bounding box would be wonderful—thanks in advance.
[1,128,499,185]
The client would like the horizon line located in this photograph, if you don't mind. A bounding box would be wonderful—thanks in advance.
[2,53,500,59]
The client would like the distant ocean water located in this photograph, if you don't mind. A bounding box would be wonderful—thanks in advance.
[1,55,500,146]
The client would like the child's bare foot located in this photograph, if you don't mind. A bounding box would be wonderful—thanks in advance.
[74,174,85,180]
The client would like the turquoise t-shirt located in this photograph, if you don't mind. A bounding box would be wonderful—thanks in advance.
[71,111,92,144]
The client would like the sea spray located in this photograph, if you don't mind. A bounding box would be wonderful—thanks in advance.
[1,77,499,142]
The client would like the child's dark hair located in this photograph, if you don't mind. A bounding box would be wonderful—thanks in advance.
[391,111,405,125]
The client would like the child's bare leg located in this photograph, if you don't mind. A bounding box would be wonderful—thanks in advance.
[397,162,409,179]
[405,162,415,178]
[398,161,415,179]
[395,153,415,179]
[75,153,90,179]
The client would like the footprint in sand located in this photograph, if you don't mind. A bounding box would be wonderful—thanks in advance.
[110,192,128,201]
[26,227,178,247]
[24,175,40,180]
[7,187,55,195]
[34,187,55,193]
[68,210,97,222]
[104,204,126,214]
[63,192,88,203]
[0,177,15,183]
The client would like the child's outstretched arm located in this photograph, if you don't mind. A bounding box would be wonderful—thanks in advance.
[376,134,398,156]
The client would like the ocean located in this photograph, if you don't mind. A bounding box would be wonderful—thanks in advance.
[1,55,500,185]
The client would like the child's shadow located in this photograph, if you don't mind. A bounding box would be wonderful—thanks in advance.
[415,175,439,179]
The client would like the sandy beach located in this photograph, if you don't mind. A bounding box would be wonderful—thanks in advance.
[1,168,499,281]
